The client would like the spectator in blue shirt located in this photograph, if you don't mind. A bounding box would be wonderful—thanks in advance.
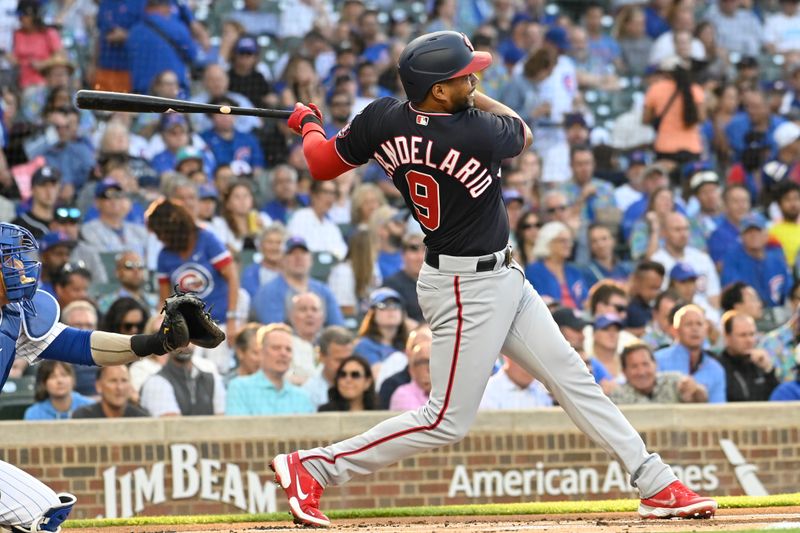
[525,221,588,310]
[707,184,752,265]
[225,323,315,416]
[251,236,344,327]
[128,0,199,96]
[260,164,309,224]
[95,0,146,92]
[201,96,265,172]
[353,288,410,366]
[720,214,792,308]
[724,90,784,163]
[655,304,727,403]
[44,107,95,201]
[24,360,94,420]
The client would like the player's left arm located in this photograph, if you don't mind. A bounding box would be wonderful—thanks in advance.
[473,91,533,151]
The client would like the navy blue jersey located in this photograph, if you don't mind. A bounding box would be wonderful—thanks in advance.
[335,98,526,256]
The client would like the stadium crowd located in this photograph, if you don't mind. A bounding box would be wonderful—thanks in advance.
[1,0,799,421]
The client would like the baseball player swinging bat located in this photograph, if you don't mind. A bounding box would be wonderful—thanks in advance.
[75,90,292,119]
[271,31,718,527]
[0,223,224,532]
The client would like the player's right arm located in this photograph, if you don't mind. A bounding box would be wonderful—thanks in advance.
[473,91,533,151]
[288,103,357,181]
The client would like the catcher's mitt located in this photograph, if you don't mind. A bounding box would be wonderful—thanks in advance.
[162,289,226,349]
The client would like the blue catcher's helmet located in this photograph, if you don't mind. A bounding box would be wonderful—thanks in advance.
[0,223,41,314]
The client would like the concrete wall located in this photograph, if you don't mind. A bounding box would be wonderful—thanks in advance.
[1,403,797,518]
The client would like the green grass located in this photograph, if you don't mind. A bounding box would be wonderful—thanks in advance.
[65,492,800,528]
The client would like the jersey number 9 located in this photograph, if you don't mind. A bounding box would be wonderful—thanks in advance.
[405,170,440,231]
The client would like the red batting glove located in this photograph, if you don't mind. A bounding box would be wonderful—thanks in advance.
[287,103,324,135]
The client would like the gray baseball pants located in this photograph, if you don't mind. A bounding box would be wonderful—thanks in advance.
[300,251,677,498]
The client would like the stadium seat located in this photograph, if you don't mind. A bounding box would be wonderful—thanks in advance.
[0,377,35,420]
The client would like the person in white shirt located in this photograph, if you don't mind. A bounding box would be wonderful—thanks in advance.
[479,356,554,410]
[649,8,706,64]
[287,292,326,385]
[303,326,354,408]
[651,212,721,310]
[764,0,800,54]
[287,180,348,260]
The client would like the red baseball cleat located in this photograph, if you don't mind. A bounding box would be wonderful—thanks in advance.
[639,480,718,519]
[270,452,330,527]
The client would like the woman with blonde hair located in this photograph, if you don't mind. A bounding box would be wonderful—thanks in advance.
[613,5,652,76]
[328,228,381,318]
[524,221,588,309]
[350,183,387,228]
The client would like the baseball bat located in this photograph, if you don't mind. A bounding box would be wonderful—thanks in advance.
[75,90,292,119]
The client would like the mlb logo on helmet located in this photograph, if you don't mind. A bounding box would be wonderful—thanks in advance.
[461,33,474,51]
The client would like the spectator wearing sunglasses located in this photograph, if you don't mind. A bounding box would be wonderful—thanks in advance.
[353,288,410,372]
[97,251,156,315]
[318,355,378,412]
[80,177,149,258]
[49,206,109,286]
[513,210,543,268]
[383,234,425,323]
[100,297,150,336]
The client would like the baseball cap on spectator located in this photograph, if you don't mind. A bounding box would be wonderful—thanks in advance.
[564,113,587,129]
[283,236,309,254]
[670,262,698,282]
[628,150,648,168]
[198,183,218,201]
[762,79,787,93]
[369,287,404,308]
[95,177,123,199]
[740,213,767,231]
[624,305,650,329]
[31,165,61,186]
[176,146,203,167]
[736,56,758,70]
[544,27,570,51]
[16,0,39,16]
[39,231,77,253]
[689,170,720,192]
[552,307,588,330]
[235,35,258,55]
[160,113,188,132]
[502,189,524,206]
[138,174,160,189]
[230,160,253,177]
[594,314,624,330]
[774,121,800,150]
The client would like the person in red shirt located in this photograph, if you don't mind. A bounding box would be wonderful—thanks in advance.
[12,0,62,89]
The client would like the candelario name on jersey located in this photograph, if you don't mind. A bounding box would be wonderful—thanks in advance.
[373,135,495,198]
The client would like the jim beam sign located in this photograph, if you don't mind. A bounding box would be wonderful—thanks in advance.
[103,439,766,518]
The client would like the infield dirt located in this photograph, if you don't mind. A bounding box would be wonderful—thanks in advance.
[71,506,800,532]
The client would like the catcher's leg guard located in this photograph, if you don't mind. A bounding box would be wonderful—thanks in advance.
[9,493,76,533]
